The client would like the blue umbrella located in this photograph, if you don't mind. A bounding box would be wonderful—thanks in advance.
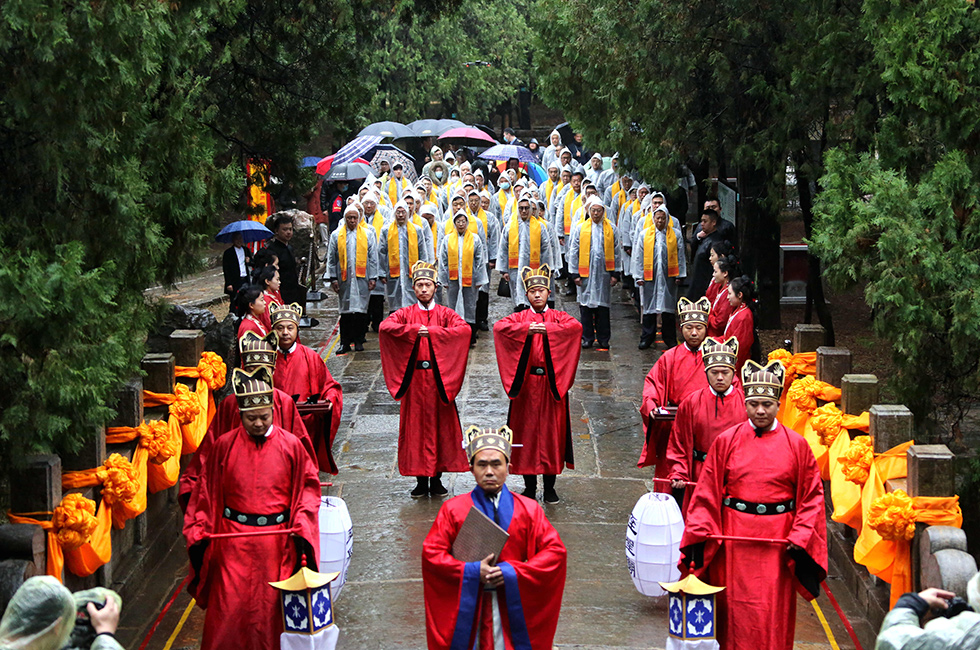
[478,143,538,164]
[526,162,548,185]
[300,156,321,168]
[215,220,274,244]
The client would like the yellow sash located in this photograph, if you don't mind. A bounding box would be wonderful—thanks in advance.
[508,216,542,269]
[467,208,488,238]
[387,177,407,205]
[387,222,419,278]
[447,231,476,287]
[578,218,616,277]
[369,212,385,239]
[497,190,510,215]
[562,191,582,235]
[543,179,555,205]
[643,224,679,281]
[337,224,369,281]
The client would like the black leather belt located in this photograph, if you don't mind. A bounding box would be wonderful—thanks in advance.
[416,360,433,370]
[223,507,290,526]
[530,366,546,376]
[693,449,707,462]
[723,497,794,515]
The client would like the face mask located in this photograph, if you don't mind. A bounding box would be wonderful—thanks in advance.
[500,181,510,190]
[435,171,443,180]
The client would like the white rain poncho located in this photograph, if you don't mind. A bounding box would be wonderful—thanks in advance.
[568,198,622,309]
[324,205,380,314]
[630,205,687,314]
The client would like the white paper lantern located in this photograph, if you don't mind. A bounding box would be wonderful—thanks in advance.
[625,492,684,596]
[318,496,353,600]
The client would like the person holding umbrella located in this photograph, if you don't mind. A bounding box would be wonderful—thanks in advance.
[222,232,252,300]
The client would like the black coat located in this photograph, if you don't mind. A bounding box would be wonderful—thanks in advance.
[688,230,725,300]
[265,239,305,307]
[222,245,252,297]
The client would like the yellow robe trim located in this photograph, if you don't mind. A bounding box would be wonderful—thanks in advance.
[338,223,369,281]
[508,216,541,269]
[643,225,679,281]
[387,221,420,278]
[447,230,476,287]
[578,218,616,277]
[562,191,583,235]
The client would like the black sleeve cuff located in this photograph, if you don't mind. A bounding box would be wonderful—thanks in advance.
[894,593,930,619]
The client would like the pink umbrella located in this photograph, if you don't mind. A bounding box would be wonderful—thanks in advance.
[315,155,369,176]
[438,126,498,147]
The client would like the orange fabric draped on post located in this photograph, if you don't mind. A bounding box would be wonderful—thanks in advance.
[62,453,144,529]
[805,403,870,478]
[144,382,207,453]
[8,493,112,581]
[770,349,818,421]
[862,489,962,606]
[106,418,182,493]
[781,375,842,433]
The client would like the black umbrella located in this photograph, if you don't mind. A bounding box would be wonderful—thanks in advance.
[356,121,416,140]
[472,124,497,140]
[324,162,373,182]
[555,122,575,146]
[407,119,443,137]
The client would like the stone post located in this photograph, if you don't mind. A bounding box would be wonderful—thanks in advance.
[60,425,106,473]
[169,329,205,367]
[841,374,879,416]
[141,353,175,394]
[919,527,978,598]
[793,324,826,353]
[907,444,955,592]
[10,455,61,514]
[108,377,144,429]
[870,405,914,454]
[816,347,852,387]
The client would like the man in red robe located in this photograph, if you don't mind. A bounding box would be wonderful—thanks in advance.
[183,366,321,650]
[178,330,314,510]
[380,261,471,497]
[680,360,828,650]
[493,264,582,504]
[638,296,712,490]
[422,425,567,650]
[271,302,344,474]
[667,336,747,515]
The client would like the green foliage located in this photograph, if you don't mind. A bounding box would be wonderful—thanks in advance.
[812,0,980,437]
[352,0,530,125]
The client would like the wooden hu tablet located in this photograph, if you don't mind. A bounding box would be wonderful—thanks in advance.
[451,506,509,563]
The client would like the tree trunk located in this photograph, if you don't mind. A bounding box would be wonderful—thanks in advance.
[738,164,781,330]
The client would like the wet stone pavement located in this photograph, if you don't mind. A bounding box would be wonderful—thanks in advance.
[128,271,858,650]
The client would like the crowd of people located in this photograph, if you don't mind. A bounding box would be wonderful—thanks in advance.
[197,132,974,650]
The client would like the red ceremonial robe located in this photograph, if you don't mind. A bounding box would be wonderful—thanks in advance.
[183,425,321,650]
[665,383,747,514]
[379,303,471,476]
[422,486,567,650]
[178,389,313,510]
[637,343,708,489]
[237,315,268,341]
[274,342,344,474]
[680,421,828,650]
[493,308,582,475]
[706,283,732,337]
[723,305,754,373]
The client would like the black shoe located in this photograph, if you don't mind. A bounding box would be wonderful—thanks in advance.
[543,488,560,504]
[354,342,364,352]
[410,479,428,498]
[337,345,351,356]
[429,477,448,497]
[478,321,490,332]
[521,488,536,499]
[638,339,651,350]
[581,339,593,349]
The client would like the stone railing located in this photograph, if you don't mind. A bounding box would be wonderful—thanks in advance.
[0,329,210,612]
[791,324,978,646]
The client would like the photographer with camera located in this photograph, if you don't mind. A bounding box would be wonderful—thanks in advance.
[0,576,123,650]
[875,573,980,649]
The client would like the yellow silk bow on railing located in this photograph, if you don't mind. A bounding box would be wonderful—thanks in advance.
[780,375,842,434]
[7,493,112,581]
[62,453,144,530]
[106,419,182,494]
[804,403,870,479]
[768,349,817,390]
[860,489,962,607]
